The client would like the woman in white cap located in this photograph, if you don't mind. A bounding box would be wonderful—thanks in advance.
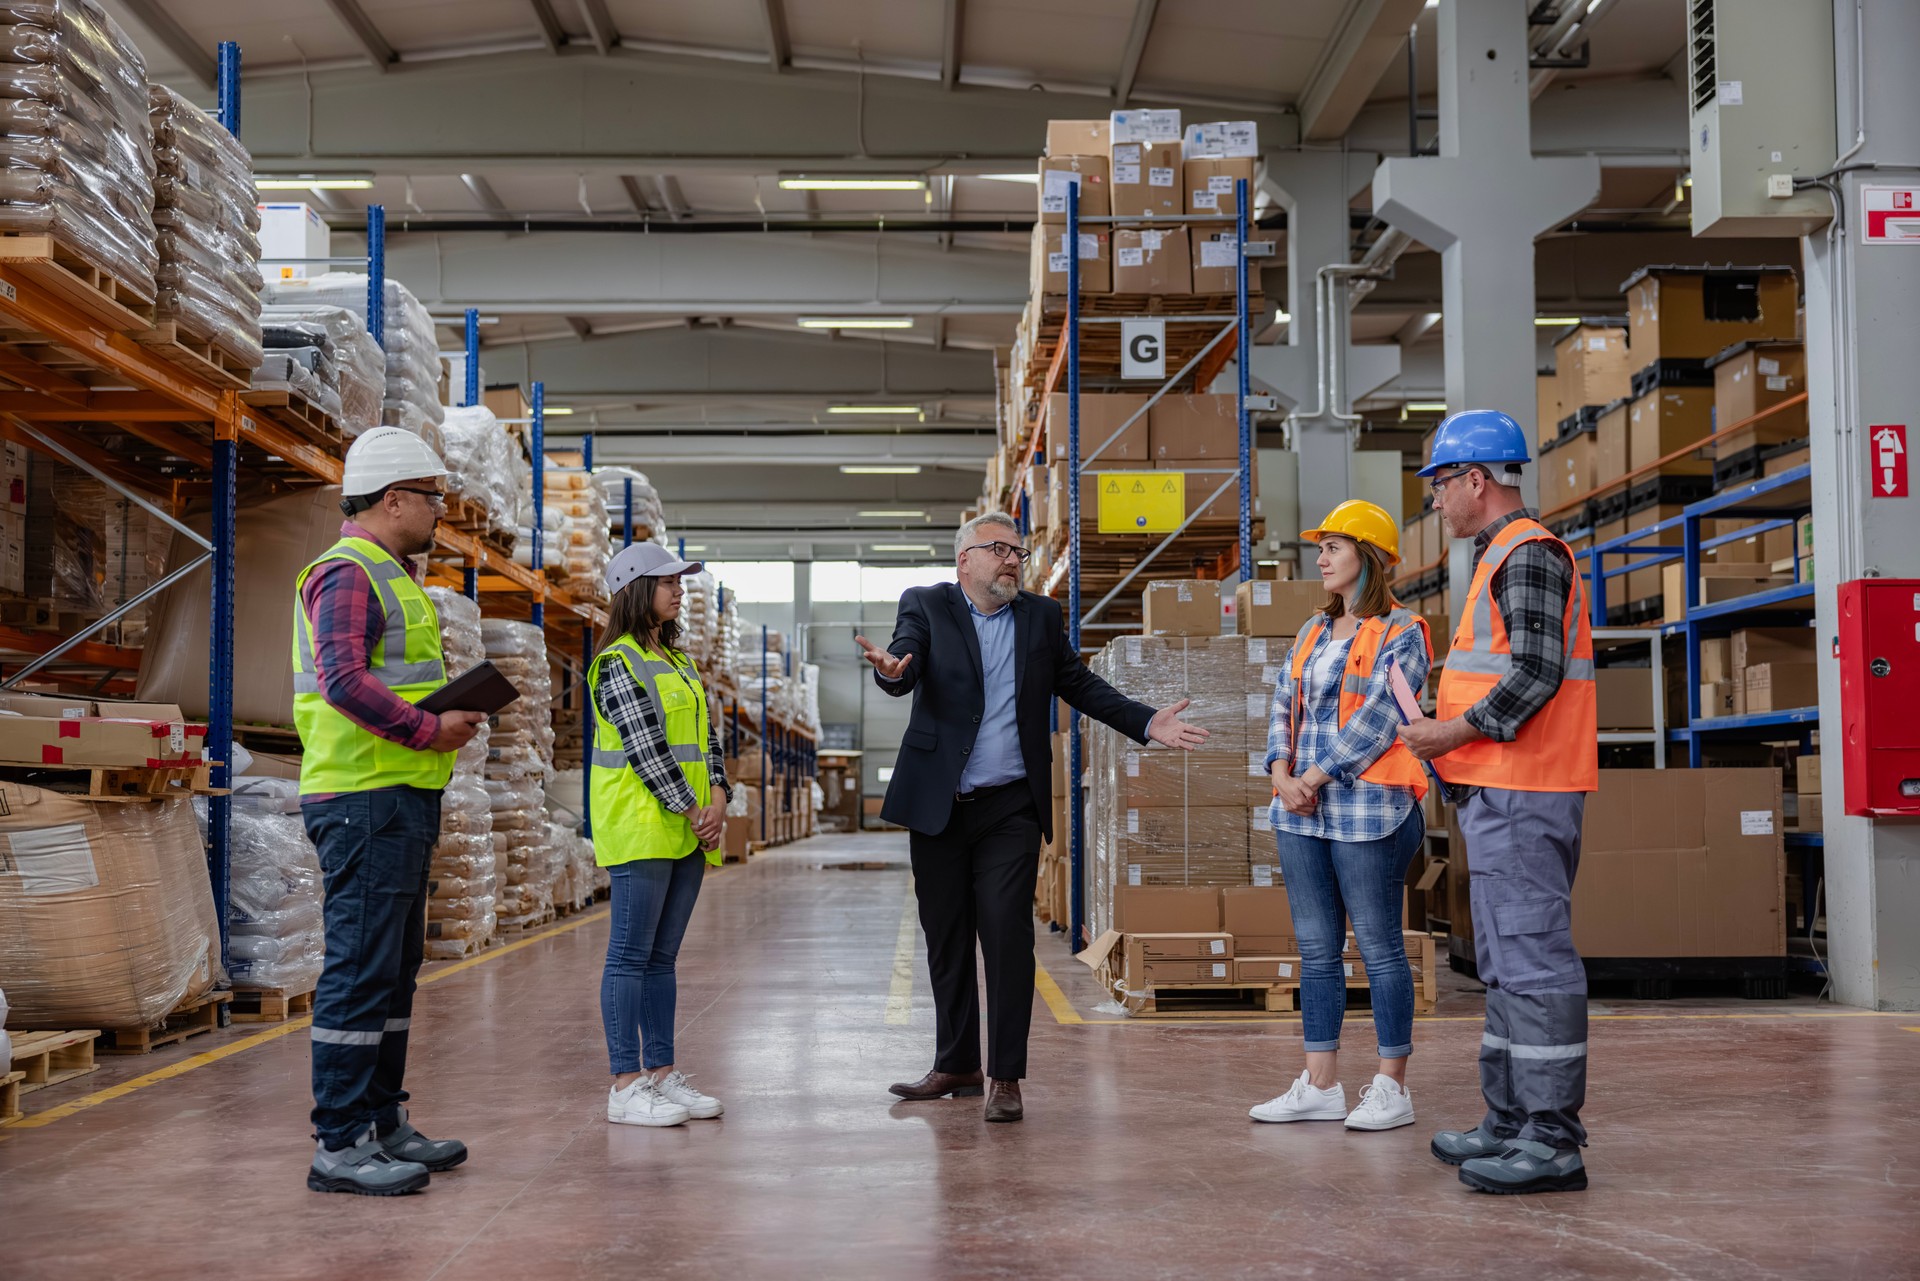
[589,542,733,1127]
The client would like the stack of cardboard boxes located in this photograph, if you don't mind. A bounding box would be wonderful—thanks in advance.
[1692,627,1819,720]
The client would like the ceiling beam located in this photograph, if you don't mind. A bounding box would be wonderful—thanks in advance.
[460,173,509,216]
[618,175,651,214]
[113,0,217,88]
[1296,0,1428,141]
[321,0,398,71]
[1394,311,1441,347]
[653,176,689,219]
[940,0,966,90]
[1114,0,1160,107]
[565,317,593,339]
[576,0,617,56]
[759,0,792,73]
[527,0,566,53]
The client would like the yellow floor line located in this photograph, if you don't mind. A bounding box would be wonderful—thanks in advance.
[883,879,919,1026]
[3,906,611,1134]
[1032,955,1084,1025]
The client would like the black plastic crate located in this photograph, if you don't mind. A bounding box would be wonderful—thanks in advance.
[1591,487,1633,526]
[1545,506,1592,538]
[1628,473,1716,513]
[1712,445,1766,491]
[1760,437,1810,462]
[1556,404,1603,441]
[1630,358,1714,399]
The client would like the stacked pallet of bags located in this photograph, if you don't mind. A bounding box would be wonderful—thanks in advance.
[592,467,665,543]
[0,0,156,298]
[544,769,604,908]
[425,586,495,959]
[482,619,557,928]
[440,404,518,542]
[256,303,385,437]
[218,778,324,996]
[147,85,262,369]
[679,571,722,671]
[519,467,610,601]
[261,272,446,440]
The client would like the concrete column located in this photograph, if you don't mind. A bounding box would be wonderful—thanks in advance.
[1806,0,1920,1010]
[1370,0,1598,611]
[1249,151,1390,573]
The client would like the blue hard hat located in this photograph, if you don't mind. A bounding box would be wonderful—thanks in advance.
[1416,409,1532,477]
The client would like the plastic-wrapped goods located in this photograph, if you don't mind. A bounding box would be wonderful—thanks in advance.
[258,304,385,436]
[517,471,612,599]
[148,85,262,368]
[262,272,444,428]
[427,585,482,671]
[511,524,563,570]
[220,781,324,995]
[486,774,552,926]
[591,467,666,542]
[0,0,157,299]
[0,788,222,1029]
[427,590,497,958]
[0,984,9,1073]
[482,619,553,779]
[440,404,517,537]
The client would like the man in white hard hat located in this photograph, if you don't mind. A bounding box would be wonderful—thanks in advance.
[292,427,488,1196]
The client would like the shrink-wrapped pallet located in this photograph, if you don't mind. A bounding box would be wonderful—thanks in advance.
[216,779,323,994]
[426,586,495,957]
[0,0,156,297]
[148,85,261,367]
[440,404,517,538]
[258,304,385,436]
[518,469,610,598]
[262,272,444,429]
[482,619,555,926]
[591,467,665,542]
[0,788,222,1029]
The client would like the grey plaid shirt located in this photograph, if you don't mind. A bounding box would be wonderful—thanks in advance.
[1460,508,1575,743]
[593,654,731,815]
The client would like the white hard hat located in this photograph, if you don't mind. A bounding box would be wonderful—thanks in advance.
[341,427,449,499]
[606,542,703,596]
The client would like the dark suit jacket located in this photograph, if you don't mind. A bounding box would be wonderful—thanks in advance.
[875,582,1157,839]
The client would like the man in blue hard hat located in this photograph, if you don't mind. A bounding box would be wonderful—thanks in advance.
[1397,409,1599,1196]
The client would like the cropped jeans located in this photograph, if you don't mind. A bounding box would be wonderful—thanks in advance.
[601,854,706,1074]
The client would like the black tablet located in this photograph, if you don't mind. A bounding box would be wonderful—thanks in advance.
[417,661,522,716]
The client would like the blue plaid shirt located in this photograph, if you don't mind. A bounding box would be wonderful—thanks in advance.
[1263,614,1430,843]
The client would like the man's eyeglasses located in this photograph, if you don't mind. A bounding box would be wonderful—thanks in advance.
[392,487,448,509]
[1427,467,1475,496]
[965,540,1031,564]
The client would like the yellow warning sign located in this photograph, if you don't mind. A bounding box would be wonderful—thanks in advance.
[1096,470,1184,533]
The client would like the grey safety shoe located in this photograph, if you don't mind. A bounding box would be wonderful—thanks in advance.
[378,1106,469,1172]
[1430,1125,1511,1166]
[1459,1138,1588,1195]
[308,1130,431,1196]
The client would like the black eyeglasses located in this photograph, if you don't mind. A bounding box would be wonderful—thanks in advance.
[1427,467,1475,496]
[392,487,448,508]
[965,540,1031,564]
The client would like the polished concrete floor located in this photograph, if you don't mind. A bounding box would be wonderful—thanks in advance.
[1,831,1916,1280]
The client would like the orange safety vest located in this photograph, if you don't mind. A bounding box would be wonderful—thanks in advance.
[1434,517,1598,793]
[1288,607,1433,802]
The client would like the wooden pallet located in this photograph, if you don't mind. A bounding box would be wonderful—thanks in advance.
[497,906,557,934]
[239,387,344,452]
[0,1069,23,1126]
[135,321,254,390]
[8,1029,100,1096]
[1124,934,1441,1019]
[96,990,231,1055]
[0,232,156,332]
[228,986,315,1024]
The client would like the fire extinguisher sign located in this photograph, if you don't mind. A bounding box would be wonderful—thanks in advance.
[1871,424,1908,498]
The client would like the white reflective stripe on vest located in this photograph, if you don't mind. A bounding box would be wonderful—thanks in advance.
[592,745,629,770]
[1507,1040,1588,1061]
[1482,1031,1509,1050]
[384,1017,411,1032]
[312,1027,385,1046]
[1455,528,1593,678]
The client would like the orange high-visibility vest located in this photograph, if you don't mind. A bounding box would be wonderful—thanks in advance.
[1288,607,1433,801]
[1434,517,1598,793]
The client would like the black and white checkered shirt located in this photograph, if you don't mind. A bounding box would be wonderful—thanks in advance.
[1461,508,1576,743]
[593,654,731,814]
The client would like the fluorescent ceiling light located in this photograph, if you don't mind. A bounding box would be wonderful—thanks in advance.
[1405,402,1449,412]
[779,177,927,191]
[977,172,1040,183]
[841,465,923,475]
[858,510,926,518]
[256,177,373,190]
[828,405,922,415]
[871,544,934,552]
[798,316,914,329]
[682,544,709,552]
[1534,317,1581,326]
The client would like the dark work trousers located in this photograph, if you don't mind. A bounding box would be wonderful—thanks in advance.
[302,786,442,1151]
[1457,785,1589,1151]
[908,780,1043,1081]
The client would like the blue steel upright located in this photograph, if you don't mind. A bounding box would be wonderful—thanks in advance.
[530,381,545,628]
[1066,182,1086,953]
[365,205,386,346]
[1236,179,1253,581]
[463,309,479,406]
[582,622,593,838]
[623,478,634,548]
[216,42,240,137]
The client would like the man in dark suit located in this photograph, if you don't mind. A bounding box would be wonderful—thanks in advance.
[855,512,1209,1122]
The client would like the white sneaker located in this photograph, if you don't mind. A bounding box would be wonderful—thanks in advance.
[1249,1070,1348,1123]
[1345,1074,1415,1131]
[608,1080,691,1127]
[656,1070,724,1119]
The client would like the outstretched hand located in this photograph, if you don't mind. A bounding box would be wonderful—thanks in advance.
[1146,698,1210,752]
[855,634,913,681]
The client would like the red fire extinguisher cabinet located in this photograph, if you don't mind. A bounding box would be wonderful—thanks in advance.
[1838,578,1920,816]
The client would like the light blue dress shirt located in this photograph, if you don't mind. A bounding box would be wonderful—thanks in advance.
[959,593,1024,792]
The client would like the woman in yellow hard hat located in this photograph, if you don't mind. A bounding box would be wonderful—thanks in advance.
[1248,499,1434,1135]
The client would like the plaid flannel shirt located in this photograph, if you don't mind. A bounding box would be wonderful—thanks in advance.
[1263,615,1431,843]
[593,651,732,818]
[1459,509,1575,743]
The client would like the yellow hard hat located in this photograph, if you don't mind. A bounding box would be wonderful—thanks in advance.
[1301,499,1400,565]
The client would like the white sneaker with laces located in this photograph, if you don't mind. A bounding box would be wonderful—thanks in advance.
[1345,1074,1415,1131]
[1249,1070,1348,1123]
[608,1079,692,1127]
[656,1070,724,1119]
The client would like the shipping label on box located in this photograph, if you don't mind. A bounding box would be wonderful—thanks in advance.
[1236,578,1321,636]
[1110,108,1181,143]
[1142,579,1222,636]
[1183,120,1259,158]
[1038,156,1111,221]
[1111,141,1183,218]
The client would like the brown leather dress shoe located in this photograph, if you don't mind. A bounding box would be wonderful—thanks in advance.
[888,1069,985,1100]
[984,1080,1023,1123]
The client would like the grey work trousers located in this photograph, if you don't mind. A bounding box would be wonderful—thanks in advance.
[1456,785,1589,1150]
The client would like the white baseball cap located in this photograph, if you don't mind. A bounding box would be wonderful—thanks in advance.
[605,542,704,595]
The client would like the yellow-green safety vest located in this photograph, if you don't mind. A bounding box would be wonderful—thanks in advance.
[588,634,719,868]
[291,536,455,796]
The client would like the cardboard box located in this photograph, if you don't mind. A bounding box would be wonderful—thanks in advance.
[1544,429,1596,511]
[1628,387,1715,476]
[1142,579,1222,636]
[1119,747,1254,810]
[1113,884,1220,933]
[1110,141,1183,219]
[1112,226,1190,293]
[0,507,23,594]
[1111,635,1250,751]
[1047,393,1150,464]
[1046,119,1109,156]
[1109,107,1181,144]
[1234,956,1298,983]
[1114,805,1251,887]
[1535,373,1562,451]
[1183,158,1255,218]
[1149,394,1239,461]
[1701,572,1789,604]
[1221,885,1296,956]
[1798,754,1822,791]
[1160,464,1254,526]
[1131,932,1234,960]
[0,711,204,769]
[1595,667,1654,730]
[1711,341,1807,452]
[1183,120,1259,158]
[1731,627,1815,670]
[1038,154,1110,224]
[1571,767,1784,958]
[1700,679,1738,718]
[1625,502,1685,603]
[1031,225,1111,294]
[1744,661,1819,713]
[483,385,529,424]
[1623,267,1800,364]
[0,693,93,718]
[1123,944,1233,987]
[1795,791,1824,831]
[1555,324,1633,416]
[1594,400,1631,489]
[1235,579,1323,637]
[1701,637,1733,685]
[1189,224,1241,291]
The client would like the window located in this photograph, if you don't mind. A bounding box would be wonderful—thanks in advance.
[702,561,794,604]
[859,565,952,601]
[810,561,863,602]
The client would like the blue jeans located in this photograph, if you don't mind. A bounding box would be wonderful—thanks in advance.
[1272,806,1424,1059]
[303,786,442,1150]
[601,855,706,1074]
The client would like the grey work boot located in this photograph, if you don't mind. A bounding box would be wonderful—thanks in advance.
[308,1130,431,1196]
[378,1107,468,1172]
[1459,1138,1588,1195]
[1430,1125,1510,1166]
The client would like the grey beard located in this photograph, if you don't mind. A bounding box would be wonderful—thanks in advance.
[987,576,1018,603]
